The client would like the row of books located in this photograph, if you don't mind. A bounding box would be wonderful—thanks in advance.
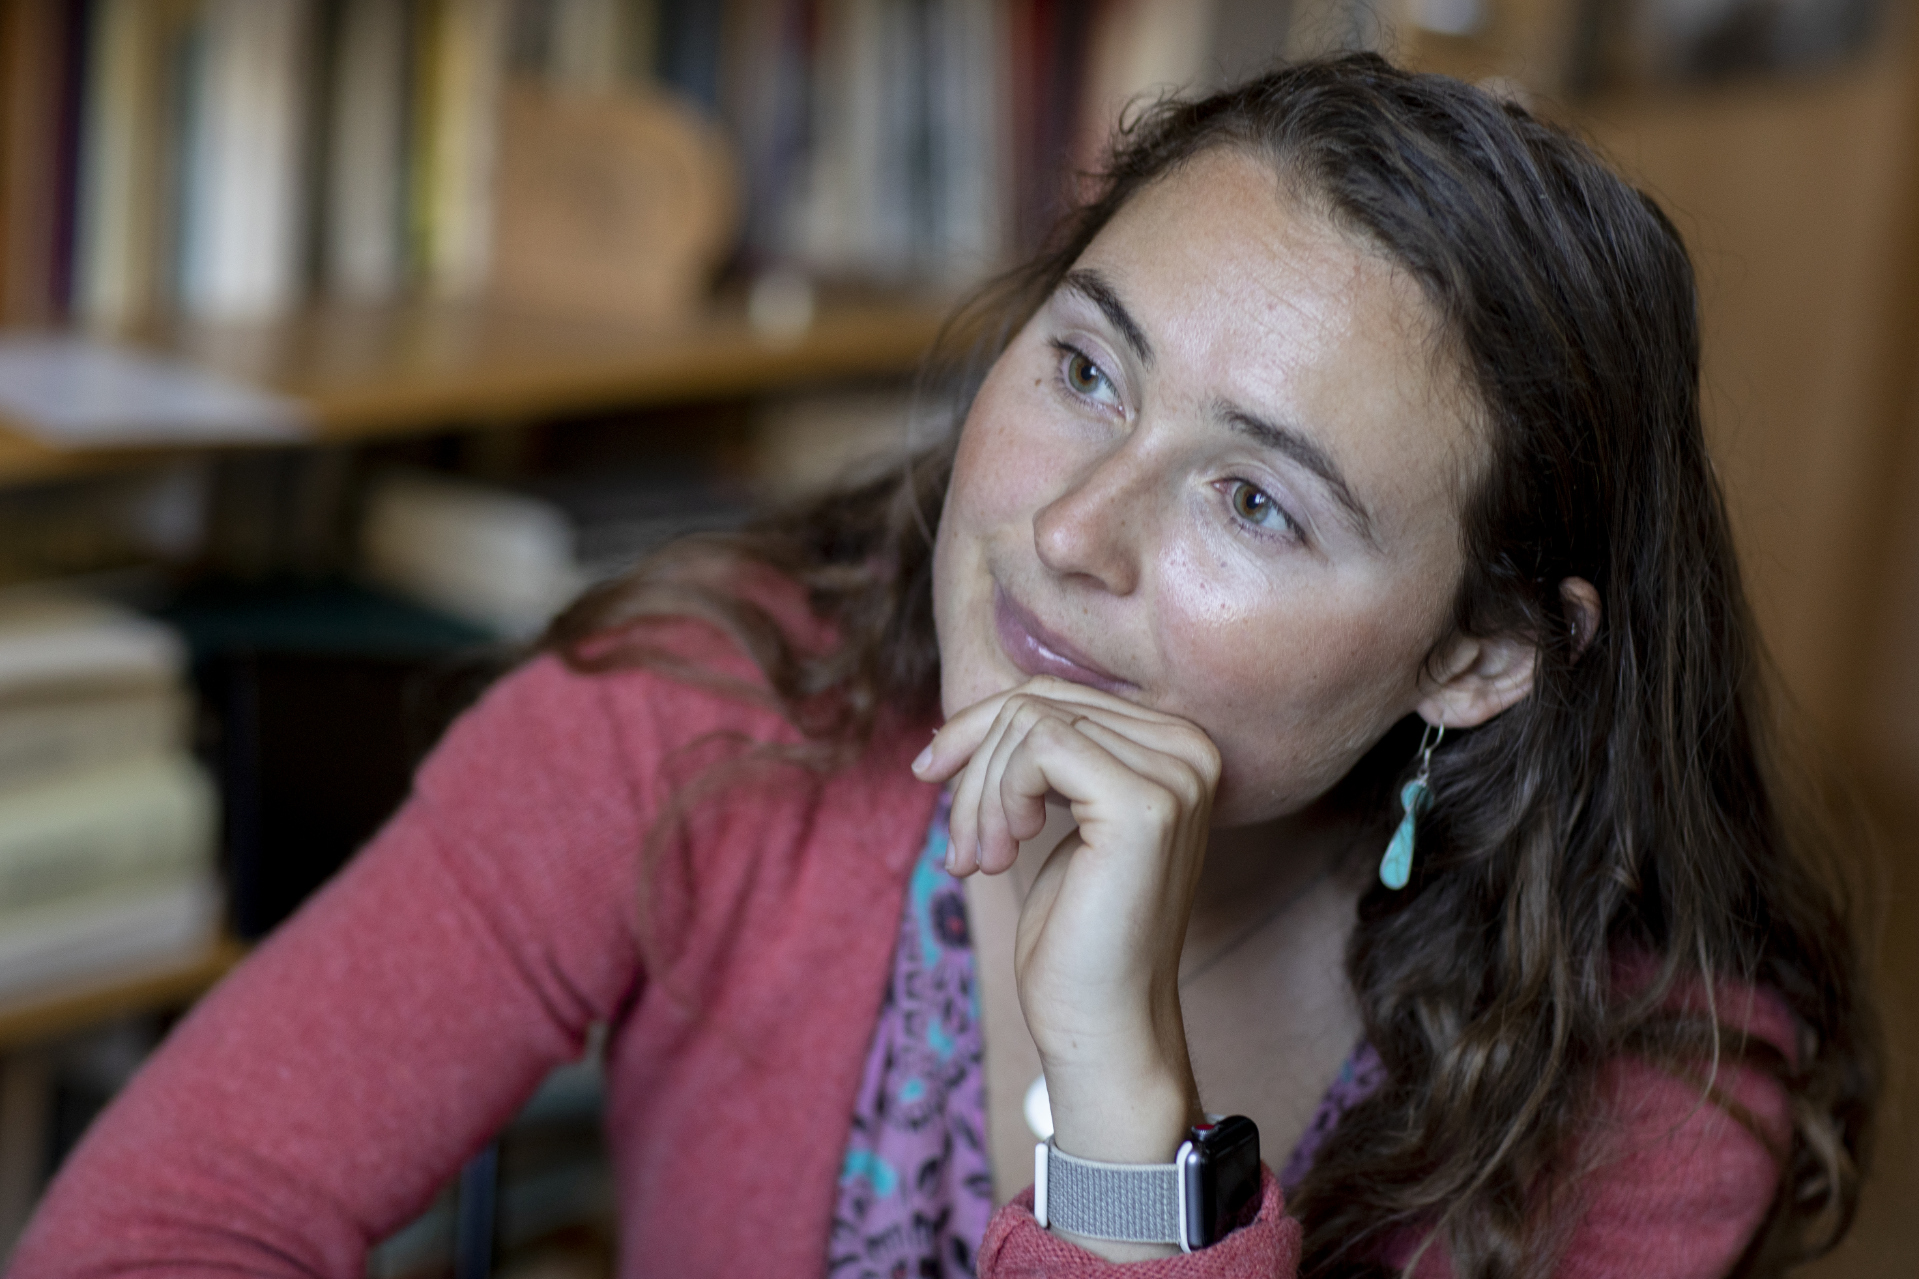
[0,0,1403,332]
[0,0,527,327]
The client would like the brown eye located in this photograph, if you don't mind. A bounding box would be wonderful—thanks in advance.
[1228,481,1294,535]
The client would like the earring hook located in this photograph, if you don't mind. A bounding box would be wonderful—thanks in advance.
[1416,722,1445,782]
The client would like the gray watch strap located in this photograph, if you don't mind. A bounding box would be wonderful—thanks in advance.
[1033,1138,1187,1246]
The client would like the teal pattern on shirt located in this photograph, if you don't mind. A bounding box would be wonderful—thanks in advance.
[828,796,992,1278]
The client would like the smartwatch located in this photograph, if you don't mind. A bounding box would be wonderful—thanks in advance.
[1033,1115,1261,1253]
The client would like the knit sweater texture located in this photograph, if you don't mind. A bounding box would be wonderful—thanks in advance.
[12,617,1792,1278]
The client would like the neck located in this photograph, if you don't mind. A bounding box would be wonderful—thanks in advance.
[1184,805,1370,966]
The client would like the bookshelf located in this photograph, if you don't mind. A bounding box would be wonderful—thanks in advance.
[0,291,952,487]
[0,936,246,1051]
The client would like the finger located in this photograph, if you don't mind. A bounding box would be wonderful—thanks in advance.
[912,675,1191,784]
[968,694,1168,873]
[945,690,1031,875]
[973,700,1077,873]
[949,693,1217,876]
[995,720,1186,872]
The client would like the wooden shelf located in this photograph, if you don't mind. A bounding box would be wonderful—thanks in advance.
[0,292,953,485]
[0,937,248,1051]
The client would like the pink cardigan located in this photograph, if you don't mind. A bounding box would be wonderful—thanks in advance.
[11,630,1791,1278]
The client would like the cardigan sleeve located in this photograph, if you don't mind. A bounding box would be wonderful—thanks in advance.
[982,991,1795,1279]
[9,654,677,1278]
[978,1167,1302,1279]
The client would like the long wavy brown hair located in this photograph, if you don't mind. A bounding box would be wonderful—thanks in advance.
[547,54,1877,1279]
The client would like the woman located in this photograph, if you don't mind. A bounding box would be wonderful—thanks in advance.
[13,55,1874,1279]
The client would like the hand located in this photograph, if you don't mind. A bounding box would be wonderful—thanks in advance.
[912,676,1221,1177]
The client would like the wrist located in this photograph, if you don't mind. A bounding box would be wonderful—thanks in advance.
[1034,1114,1264,1258]
[1043,1061,1201,1166]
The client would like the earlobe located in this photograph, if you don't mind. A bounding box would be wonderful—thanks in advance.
[1415,632,1540,730]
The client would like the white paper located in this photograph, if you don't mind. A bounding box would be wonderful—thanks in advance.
[0,335,311,447]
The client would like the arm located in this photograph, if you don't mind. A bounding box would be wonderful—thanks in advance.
[10,656,655,1278]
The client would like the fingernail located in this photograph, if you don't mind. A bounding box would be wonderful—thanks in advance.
[944,846,958,874]
[911,744,934,775]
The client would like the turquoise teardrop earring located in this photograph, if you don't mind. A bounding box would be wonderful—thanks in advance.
[1379,723,1443,890]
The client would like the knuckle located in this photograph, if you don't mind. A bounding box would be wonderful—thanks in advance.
[1026,716,1075,751]
[1176,728,1223,779]
[1167,762,1206,807]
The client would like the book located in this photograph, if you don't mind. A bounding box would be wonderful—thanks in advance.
[359,464,753,636]
[0,587,186,696]
[0,0,79,325]
[926,0,1009,281]
[412,0,511,299]
[0,334,311,447]
[73,0,166,330]
[654,0,724,114]
[0,754,215,921]
[543,0,650,92]
[323,0,412,302]
[0,586,192,798]
[0,685,190,801]
[0,871,221,1003]
[360,467,584,637]
[177,0,315,319]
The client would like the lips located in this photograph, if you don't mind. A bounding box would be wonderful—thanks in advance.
[993,587,1136,695]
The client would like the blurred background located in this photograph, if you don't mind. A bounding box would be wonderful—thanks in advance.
[0,0,1916,1275]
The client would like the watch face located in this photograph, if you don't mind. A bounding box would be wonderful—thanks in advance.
[1185,1115,1261,1249]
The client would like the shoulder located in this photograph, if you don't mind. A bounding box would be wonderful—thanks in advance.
[1547,974,1795,1279]
[1383,972,1799,1279]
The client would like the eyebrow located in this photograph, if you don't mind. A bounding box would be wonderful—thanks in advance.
[1059,269,1154,369]
[1217,402,1381,549]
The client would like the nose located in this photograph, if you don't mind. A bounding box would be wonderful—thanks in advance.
[1032,444,1148,595]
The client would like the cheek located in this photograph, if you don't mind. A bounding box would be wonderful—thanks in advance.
[948,378,1063,524]
[933,385,1048,714]
[1153,547,1433,817]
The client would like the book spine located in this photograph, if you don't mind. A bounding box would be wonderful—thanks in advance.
[0,687,191,798]
[0,754,216,919]
[0,873,222,1002]
[0,0,40,322]
[414,0,508,299]
[927,0,1006,280]
[47,0,88,317]
[325,0,410,300]
[178,0,313,319]
[655,0,723,115]
[73,0,157,329]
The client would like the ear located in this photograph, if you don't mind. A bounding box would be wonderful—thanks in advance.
[1415,630,1538,730]
[1415,577,1603,729]
[1561,577,1601,659]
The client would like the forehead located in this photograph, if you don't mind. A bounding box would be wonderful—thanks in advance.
[1071,148,1484,545]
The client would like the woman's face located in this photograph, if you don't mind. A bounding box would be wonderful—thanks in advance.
[931,148,1487,827]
